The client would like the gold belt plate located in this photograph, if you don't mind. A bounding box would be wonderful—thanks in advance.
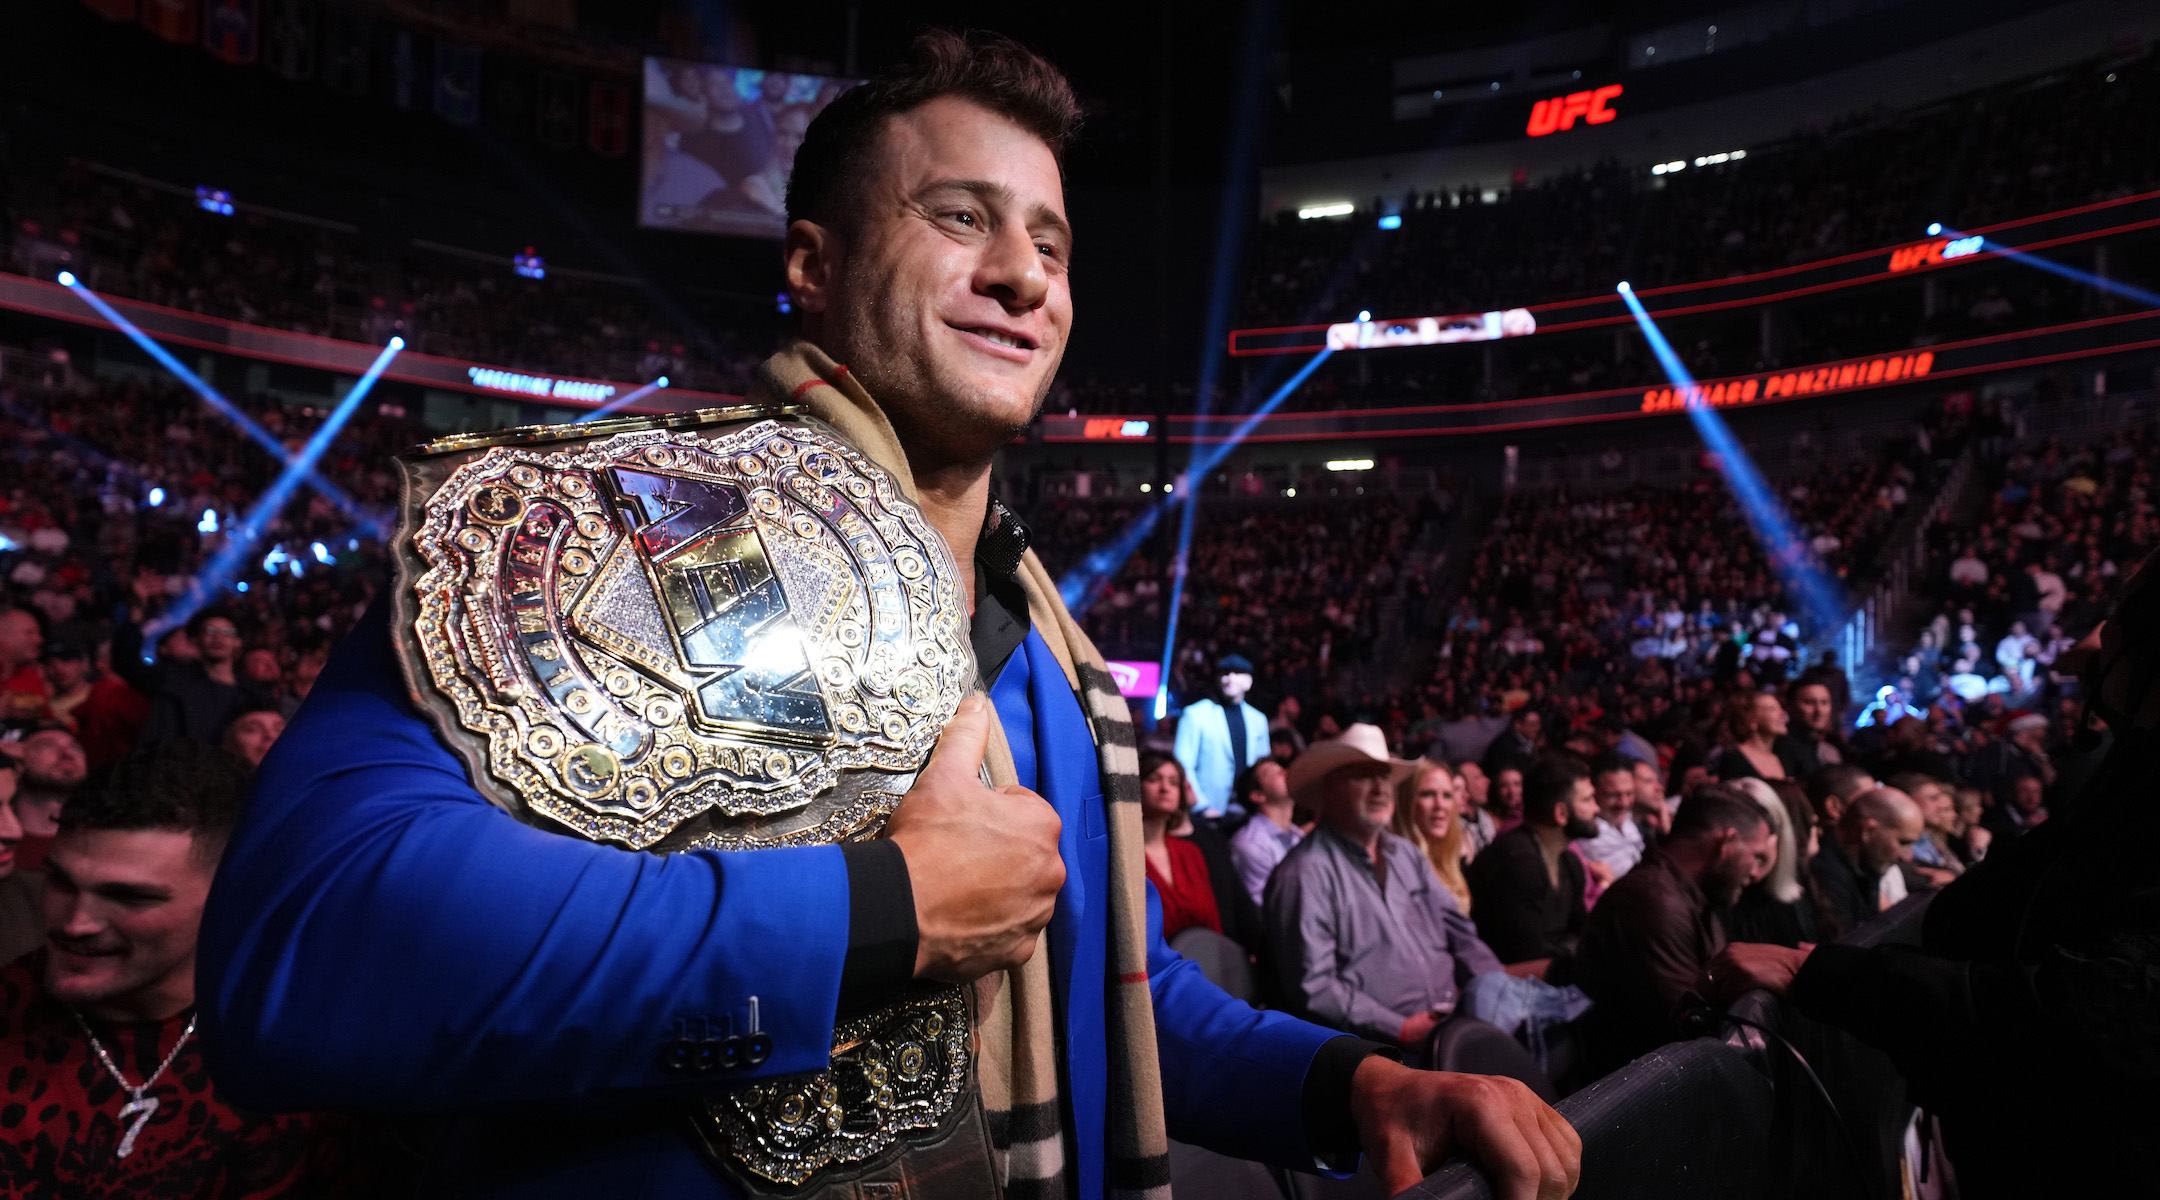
[399,412,973,851]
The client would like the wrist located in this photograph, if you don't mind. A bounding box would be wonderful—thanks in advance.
[1351,1051,1407,1116]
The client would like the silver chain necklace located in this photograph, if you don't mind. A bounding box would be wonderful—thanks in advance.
[73,1011,197,1159]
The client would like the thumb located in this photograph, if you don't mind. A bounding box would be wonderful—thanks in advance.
[917,695,992,788]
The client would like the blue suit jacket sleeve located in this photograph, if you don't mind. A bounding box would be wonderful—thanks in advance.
[1144,882,1347,1170]
[196,604,852,1112]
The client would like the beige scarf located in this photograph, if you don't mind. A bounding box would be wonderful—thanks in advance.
[748,343,1170,1200]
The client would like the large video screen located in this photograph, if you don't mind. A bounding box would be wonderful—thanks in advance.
[640,58,857,238]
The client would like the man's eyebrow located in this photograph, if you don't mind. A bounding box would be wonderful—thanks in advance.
[1029,201,1073,248]
[97,882,174,903]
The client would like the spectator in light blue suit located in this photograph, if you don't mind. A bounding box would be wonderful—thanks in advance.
[1175,654,1273,817]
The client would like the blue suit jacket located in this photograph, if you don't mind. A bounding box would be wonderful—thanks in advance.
[1173,698,1271,816]
[197,605,1345,1196]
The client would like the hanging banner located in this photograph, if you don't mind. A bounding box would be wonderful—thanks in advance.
[140,0,198,43]
[84,0,138,20]
[201,0,260,64]
[433,41,482,125]
[264,0,315,81]
[588,80,629,155]
[538,72,580,148]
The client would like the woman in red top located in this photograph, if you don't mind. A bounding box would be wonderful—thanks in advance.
[1139,750,1222,938]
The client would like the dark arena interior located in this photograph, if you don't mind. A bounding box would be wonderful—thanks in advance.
[0,1,2154,1197]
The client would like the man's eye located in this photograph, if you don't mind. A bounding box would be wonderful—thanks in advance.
[947,211,977,227]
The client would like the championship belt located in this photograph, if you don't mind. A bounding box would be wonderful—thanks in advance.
[388,405,994,1195]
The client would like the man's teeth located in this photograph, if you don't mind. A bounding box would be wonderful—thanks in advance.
[976,329,1025,349]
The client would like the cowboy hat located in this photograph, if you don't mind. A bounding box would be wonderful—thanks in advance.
[1286,722,1416,804]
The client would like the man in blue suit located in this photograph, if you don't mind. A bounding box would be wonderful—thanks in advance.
[1174,654,1273,818]
[196,30,1578,1200]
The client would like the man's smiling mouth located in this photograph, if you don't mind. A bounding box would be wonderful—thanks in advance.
[953,324,1037,351]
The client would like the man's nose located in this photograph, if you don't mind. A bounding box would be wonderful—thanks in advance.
[976,222,1047,312]
[59,898,105,938]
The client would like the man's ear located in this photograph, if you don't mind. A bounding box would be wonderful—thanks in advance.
[784,218,840,322]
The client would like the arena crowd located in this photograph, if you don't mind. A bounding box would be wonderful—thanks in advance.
[0,25,2152,1196]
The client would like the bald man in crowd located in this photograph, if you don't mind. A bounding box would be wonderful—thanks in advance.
[1810,787,1925,930]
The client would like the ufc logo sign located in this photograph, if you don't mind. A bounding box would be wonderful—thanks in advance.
[1526,84,1622,137]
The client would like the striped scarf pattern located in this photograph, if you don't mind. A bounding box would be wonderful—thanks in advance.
[751,344,1170,1200]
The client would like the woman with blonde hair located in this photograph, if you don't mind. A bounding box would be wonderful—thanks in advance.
[1391,760,1472,912]
[1724,776,1830,945]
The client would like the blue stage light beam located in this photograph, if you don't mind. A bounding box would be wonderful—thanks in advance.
[1147,0,1281,720]
[574,375,669,424]
[57,272,387,536]
[1059,347,1336,620]
[1959,231,2160,308]
[146,338,405,642]
[1616,283,1846,633]
[1151,347,1335,716]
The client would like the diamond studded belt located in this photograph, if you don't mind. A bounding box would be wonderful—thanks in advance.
[388,405,989,1193]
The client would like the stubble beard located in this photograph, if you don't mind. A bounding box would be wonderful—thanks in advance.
[880,367,1045,477]
[826,269,1053,476]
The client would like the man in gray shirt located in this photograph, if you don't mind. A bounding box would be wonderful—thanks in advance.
[1228,759,1302,905]
[1265,725,1504,1048]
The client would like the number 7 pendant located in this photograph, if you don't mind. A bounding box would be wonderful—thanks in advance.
[116,1096,158,1158]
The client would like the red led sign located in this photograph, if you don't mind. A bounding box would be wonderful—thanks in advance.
[1888,235,1985,273]
[1526,84,1621,137]
[1639,351,1934,413]
[1081,417,1152,440]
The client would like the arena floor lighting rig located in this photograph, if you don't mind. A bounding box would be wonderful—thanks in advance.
[57,271,388,537]
[1616,282,1848,638]
[1940,224,2160,309]
[1057,350,1337,716]
[146,336,405,643]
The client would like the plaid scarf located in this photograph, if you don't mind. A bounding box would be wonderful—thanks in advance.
[750,343,1170,1200]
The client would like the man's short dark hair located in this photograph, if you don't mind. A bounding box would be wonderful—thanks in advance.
[1788,669,1840,700]
[1589,752,1635,781]
[786,29,1083,232]
[1521,754,1590,826]
[185,606,238,639]
[59,741,252,865]
[1806,762,1874,816]
[1232,764,1270,807]
[1670,783,1770,841]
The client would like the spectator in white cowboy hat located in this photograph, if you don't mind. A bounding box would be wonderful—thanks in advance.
[1264,724,1504,1049]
